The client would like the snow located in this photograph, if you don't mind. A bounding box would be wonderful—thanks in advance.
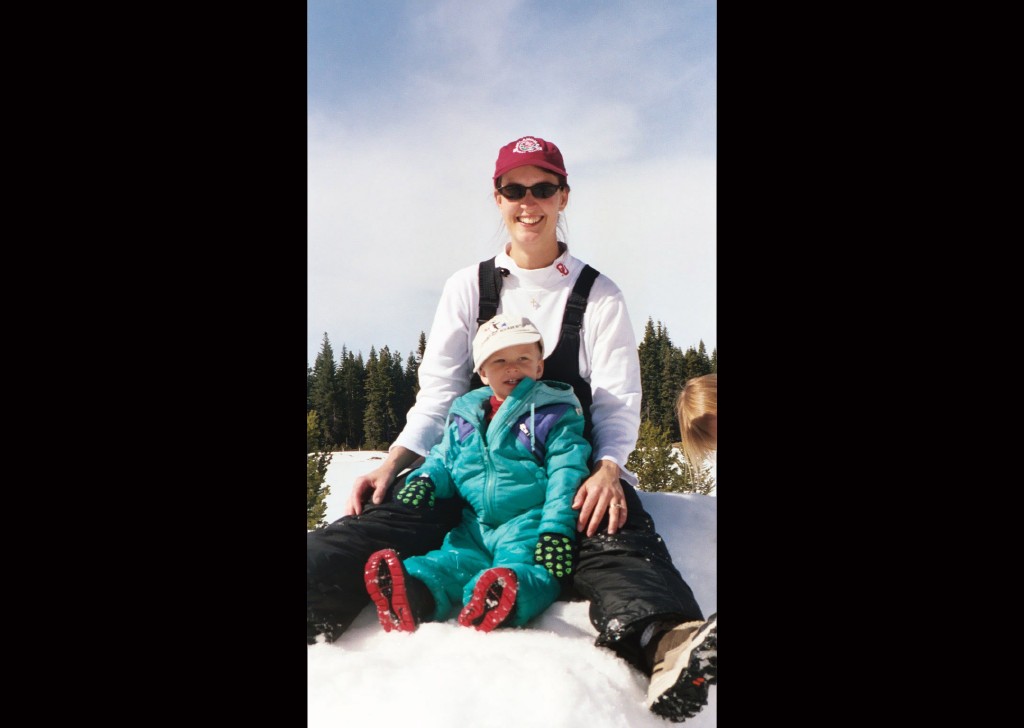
[308,451,717,727]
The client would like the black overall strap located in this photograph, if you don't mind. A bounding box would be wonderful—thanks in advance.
[542,264,599,444]
[477,257,504,325]
[560,265,599,340]
[470,256,505,390]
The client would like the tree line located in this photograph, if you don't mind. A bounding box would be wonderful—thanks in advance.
[307,319,717,527]
[307,318,715,450]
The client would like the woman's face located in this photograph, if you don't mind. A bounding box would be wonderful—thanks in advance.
[494,165,569,252]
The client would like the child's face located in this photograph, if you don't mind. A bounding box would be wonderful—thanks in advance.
[478,342,544,400]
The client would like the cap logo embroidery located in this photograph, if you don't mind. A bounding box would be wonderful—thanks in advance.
[513,137,543,154]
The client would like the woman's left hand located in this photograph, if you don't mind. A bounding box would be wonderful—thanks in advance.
[571,460,627,537]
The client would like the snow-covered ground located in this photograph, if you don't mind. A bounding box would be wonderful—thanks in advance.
[308,451,717,727]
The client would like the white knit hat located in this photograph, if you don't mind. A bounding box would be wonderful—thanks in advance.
[472,314,544,372]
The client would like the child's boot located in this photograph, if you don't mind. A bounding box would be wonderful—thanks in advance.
[457,567,518,632]
[364,549,432,633]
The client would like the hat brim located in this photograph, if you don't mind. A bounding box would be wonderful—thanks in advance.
[473,331,544,372]
[493,160,568,181]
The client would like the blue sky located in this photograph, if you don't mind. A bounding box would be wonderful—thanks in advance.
[307,0,716,366]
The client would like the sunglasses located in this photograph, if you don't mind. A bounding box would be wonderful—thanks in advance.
[496,182,563,200]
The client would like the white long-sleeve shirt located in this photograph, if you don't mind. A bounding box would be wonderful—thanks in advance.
[392,244,642,486]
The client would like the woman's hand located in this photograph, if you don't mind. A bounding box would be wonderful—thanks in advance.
[571,459,627,537]
[344,447,420,516]
[345,465,394,516]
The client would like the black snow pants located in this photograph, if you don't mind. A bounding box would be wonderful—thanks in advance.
[305,470,704,673]
[573,480,704,673]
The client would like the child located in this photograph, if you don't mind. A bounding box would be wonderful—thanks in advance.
[676,373,717,489]
[364,314,591,633]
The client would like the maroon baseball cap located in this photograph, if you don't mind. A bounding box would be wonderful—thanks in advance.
[493,136,568,181]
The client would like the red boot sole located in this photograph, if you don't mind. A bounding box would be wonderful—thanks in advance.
[364,549,417,632]
[457,567,518,632]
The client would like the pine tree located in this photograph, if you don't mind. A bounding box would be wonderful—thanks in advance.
[338,348,365,448]
[363,347,400,449]
[401,350,419,425]
[659,344,686,439]
[627,420,715,494]
[306,411,332,529]
[307,364,314,413]
[310,333,343,448]
[407,331,427,399]
[637,318,663,423]
[383,346,406,442]
[683,340,713,381]
[416,331,427,365]
[627,420,689,492]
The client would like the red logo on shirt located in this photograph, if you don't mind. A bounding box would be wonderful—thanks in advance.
[556,263,569,276]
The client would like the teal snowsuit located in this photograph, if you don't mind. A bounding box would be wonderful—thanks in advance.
[403,377,592,626]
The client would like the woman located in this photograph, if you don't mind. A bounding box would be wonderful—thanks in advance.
[307,135,716,723]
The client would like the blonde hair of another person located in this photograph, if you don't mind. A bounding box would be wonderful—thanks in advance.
[677,373,717,470]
